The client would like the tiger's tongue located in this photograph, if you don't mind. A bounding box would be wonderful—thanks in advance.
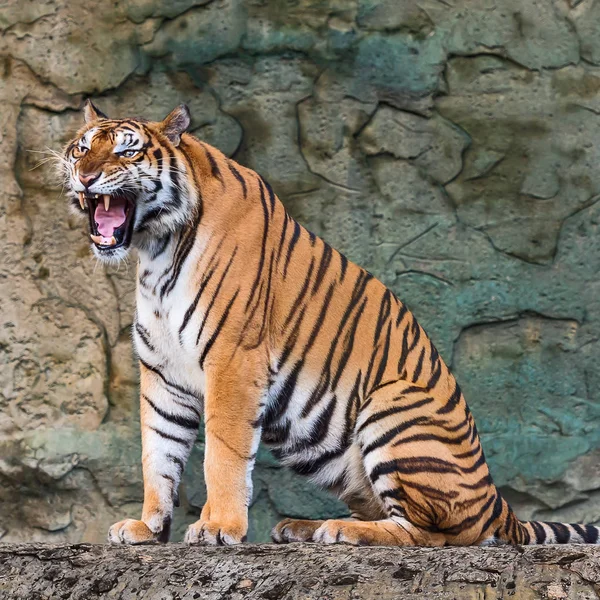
[94,197,127,236]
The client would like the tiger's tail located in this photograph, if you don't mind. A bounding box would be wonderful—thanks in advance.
[492,497,600,545]
[518,519,600,545]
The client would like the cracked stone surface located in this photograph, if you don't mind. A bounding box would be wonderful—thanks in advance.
[2,543,600,599]
[1,0,600,544]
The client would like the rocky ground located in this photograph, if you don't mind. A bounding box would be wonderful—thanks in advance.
[1,0,600,543]
[2,542,600,599]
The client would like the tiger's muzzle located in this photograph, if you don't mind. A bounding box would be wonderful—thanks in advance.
[79,190,136,253]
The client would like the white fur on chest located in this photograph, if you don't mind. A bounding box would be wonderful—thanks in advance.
[134,248,208,399]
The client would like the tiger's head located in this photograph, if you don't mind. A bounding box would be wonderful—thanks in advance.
[63,100,194,263]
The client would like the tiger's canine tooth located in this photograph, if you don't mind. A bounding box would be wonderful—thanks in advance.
[90,234,118,247]
[78,192,85,210]
[103,194,110,211]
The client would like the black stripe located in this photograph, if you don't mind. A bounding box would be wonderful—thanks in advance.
[357,397,434,433]
[278,281,336,396]
[245,179,270,310]
[478,493,504,538]
[305,271,372,410]
[312,242,333,296]
[149,426,189,445]
[339,253,348,282]
[135,322,155,353]
[262,420,291,446]
[397,322,410,375]
[166,453,185,472]
[584,524,599,544]
[331,297,368,391]
[283,221,301,278]
[159,208,202,299]
[199,290,240,368]
[178,261,219,340]
[455,444,484,462]
[289,447,345,477]
[138,204,174,232]
[228,161,247,198]
[142,394,199,430]
[392,427,473,448]
[262,362,303,430]
[139,359,199,401]
[157,515,172,544]
[547,522,570,544]
[277,305,308,371]
[275,212,290,266]
[195,249,238,345]
[289,396,337,451]
[397,479,459,501]
[372,322,392,391]
[426,359,443,390]
[412,346,426,383]
[260,175,276,213]
[529,520,546,543]
[250,252,275,350]
[572,523,598,544]
[341,372,361,447]
[362,416,429,456]
[370,455,485,482]
[396,302,409,327]
[178,143,203,219]
[437,382,462,415]
[204,146,224,184]
[151,234,171,259]
[440,493,496,536]
[282,258,315,331]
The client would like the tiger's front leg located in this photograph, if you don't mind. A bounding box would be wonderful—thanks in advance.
[185,360,265,546]
[108,361,201,544]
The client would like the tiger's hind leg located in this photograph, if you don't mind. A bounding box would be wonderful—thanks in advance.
[272,471,389,543]
[272,518,324,543]
[334,379,495,547]
[312,516,444,546]
[272,515,443,546]
[309,466,446,546]
[273,487,444,545]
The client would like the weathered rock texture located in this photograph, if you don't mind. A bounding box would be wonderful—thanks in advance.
[1,0,600,543]
[2,543,600,599]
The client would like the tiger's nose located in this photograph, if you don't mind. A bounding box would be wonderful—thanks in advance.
[79,172,101,188]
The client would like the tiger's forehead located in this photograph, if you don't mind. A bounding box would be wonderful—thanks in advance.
[82,122,147,152]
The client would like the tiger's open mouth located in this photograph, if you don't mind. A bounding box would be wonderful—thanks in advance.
[79,192,136,251]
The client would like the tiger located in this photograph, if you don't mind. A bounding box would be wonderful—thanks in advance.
[60,99,600,547]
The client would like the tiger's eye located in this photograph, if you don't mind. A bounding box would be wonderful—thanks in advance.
[74,145,88,158]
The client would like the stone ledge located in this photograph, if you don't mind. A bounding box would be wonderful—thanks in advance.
[1,543,599,599]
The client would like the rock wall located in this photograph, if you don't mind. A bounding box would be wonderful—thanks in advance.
[1,0,600,543]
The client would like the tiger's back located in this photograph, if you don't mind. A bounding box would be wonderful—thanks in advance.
[64,102,600,547]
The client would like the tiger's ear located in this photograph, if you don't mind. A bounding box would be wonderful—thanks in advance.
[160,104,191,146]
[83,99,108,123]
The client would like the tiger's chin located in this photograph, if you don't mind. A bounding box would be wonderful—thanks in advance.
[78,190,137,263]
[91,243,132,264]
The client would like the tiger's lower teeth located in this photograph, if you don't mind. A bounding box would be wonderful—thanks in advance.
[90,234,117,246]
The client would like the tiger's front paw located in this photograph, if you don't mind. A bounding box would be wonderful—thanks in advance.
[184,519,247,546]
[108,519,158,545]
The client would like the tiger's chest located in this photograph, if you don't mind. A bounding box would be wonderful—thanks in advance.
[133,260,207,400]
